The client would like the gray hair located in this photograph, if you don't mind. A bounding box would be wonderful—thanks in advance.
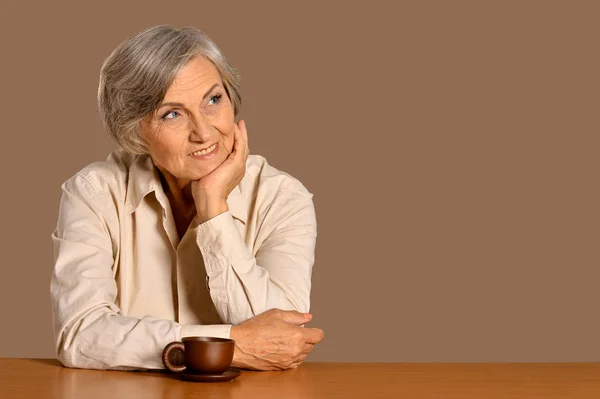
[97,25,242,154]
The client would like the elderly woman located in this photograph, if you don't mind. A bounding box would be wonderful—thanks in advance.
[50,25,324,371]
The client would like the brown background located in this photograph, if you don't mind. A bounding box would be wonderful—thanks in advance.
[0,1,598,362]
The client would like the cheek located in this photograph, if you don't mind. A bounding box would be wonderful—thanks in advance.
[217,119,236,152]
[220,103,236,152]
[221,130,235,154]
[147,134,183,166]
[227,128,236,144]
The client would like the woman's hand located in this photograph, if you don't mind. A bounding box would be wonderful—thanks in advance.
[192,120,249,224]
[230,309,325,371]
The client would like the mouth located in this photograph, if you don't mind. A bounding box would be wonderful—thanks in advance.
[189,142,218,158]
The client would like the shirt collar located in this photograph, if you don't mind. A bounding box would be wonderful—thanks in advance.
[124,155,161,214]
[124,154,247,224]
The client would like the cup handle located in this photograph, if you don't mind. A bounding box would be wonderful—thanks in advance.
[162,341,186,373]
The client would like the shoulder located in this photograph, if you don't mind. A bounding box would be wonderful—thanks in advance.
[243,155,316,245]
[244,154,313,202]
[61,149,137,202]
[55,151,138,251]
[242,155,315,229]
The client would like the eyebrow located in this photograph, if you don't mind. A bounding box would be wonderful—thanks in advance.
[157,83,221,110]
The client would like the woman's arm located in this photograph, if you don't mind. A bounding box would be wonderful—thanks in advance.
[50,175,231,370]
[196,184,317,325]
[189,122,318,328]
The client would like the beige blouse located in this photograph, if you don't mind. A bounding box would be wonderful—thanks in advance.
[50,149,317,370]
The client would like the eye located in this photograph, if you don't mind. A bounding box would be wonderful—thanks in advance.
[208,94,222,105]
[161,110,180,120]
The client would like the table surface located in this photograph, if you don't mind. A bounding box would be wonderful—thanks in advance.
[2,358,600,398]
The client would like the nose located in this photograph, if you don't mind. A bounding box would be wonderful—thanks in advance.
[188,112,212,142]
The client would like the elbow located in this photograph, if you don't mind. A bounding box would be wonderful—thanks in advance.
[56,347,80,369]
[55,335,87,369]
[56,347,106,370]
[53,309,82,369]
[53,314,80,369]
[54,327,96,370]
[53,314,108,370]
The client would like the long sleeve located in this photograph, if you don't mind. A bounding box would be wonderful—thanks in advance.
[197,185,317,325]
[50,175,230,370]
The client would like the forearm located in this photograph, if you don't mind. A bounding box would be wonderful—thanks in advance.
[56,307,180,370]
[197,212,310,325]
[208,255,301,324]
[56,307,232,370]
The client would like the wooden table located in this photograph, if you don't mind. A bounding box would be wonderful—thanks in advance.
[1,358,600,398]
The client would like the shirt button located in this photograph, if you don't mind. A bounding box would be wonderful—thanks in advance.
[203,245,211,252]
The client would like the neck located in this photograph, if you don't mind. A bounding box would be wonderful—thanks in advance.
[156,166,196,216]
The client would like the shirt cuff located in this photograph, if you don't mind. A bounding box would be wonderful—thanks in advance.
[180,324,232,339]
[196,211,251,274]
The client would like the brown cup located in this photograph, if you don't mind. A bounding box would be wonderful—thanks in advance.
[162,337,235,374]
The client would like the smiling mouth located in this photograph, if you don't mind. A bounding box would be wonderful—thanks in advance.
[189,143,217,156]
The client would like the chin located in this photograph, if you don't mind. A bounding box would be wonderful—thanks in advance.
[191,162,220,179]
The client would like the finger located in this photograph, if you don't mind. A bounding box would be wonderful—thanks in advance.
[303,327,325,344]
[291,354,308,369]
[238,119,246,139]
[280,310,312,325]
[234,126,248,169]
[238,120,249,158]
[296,354,308,363]
[229,124,243,159]
[299,343,315,355]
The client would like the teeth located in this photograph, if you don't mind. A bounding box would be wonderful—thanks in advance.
[191,143,216,156]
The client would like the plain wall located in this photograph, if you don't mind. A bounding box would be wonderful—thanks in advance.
[0,1,598,362]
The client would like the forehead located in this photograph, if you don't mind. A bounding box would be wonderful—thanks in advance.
[165,56,221,97]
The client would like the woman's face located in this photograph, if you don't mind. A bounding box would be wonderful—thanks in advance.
[140,55,235,184]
